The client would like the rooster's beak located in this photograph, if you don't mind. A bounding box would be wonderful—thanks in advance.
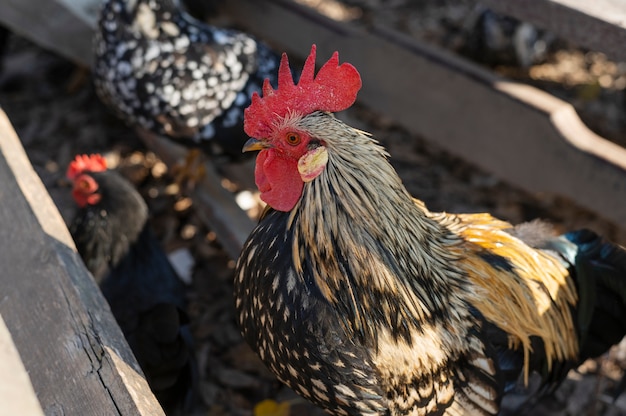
[242,138,270,153]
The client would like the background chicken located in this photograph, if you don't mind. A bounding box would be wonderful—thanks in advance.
[93,0,281,159]
[67,154,196,414]
[234,45,626,415]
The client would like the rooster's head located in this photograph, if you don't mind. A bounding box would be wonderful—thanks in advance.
[242,45,362,211]
[67,154,107,208]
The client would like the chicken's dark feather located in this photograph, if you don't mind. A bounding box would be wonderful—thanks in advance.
[71,171,147,282]
[510,223,626,362]
[559,230,626,359]
[507,222,626,385]
[237,209,388,415]
[69,169,196,414]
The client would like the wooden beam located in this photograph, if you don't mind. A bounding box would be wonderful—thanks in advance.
[480,0,626,62]
[0,317,45,416]
[221,0,626,226]
[0,109,165,415]
[0,0,97,65]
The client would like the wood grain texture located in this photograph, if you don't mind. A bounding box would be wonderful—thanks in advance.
[0,316,45,416]
[0,109,165,416]
[480,0,626,62]
[0,0,96,64]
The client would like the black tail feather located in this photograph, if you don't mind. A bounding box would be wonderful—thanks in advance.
[129,303,198,414]
[562,229,626,361]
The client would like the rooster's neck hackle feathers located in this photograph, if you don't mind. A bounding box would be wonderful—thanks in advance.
[275,110,579,399]
[244,45,362,139]
[288,112,475,356]
[290,112,580,380]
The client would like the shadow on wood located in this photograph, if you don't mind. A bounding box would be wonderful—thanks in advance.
[480,0,626,62]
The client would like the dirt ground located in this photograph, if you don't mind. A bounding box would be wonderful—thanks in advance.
[2,0,626,415]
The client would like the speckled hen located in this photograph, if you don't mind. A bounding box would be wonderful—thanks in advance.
[93,0,281,157]
[234,46,626,415]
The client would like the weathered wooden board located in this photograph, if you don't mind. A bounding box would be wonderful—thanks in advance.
[0,108,165,415]
[7,0,625,66]
[0,0,98,65]
[480,0,626,62]
[221,0,626,226]
[0,316,45,416]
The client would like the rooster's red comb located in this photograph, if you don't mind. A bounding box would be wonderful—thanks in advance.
[244,45,362,138]
[66,154,107,180]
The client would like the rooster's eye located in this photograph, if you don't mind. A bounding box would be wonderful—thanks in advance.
[286,132,301,146]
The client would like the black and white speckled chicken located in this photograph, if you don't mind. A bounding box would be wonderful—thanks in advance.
[93,0,281,158]
[234,46,626,415]
[67,154,196,414]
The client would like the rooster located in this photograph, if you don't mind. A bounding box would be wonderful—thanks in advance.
[234,45,626,415]
[67,154,196,414]
[93,0,281,159]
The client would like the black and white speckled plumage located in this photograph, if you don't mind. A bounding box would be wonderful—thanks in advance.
[236,209,389,415]
[235,110,626,415]
[234,114,502,415]
[93,0,280,157]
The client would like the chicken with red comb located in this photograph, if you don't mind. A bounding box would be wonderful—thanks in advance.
[67,154,197,414]
[235,46,626,415]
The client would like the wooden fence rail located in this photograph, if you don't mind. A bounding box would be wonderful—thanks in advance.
[0,109,164,415]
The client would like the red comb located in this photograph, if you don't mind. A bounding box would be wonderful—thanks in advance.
[244,45,362,138]
[66,154,107,180]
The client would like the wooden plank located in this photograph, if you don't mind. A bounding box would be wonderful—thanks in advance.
[480,0,626,62]
[0,0,97,64]
[0,109,165,415]
[0,316,45,416]
[220,0,626,226]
